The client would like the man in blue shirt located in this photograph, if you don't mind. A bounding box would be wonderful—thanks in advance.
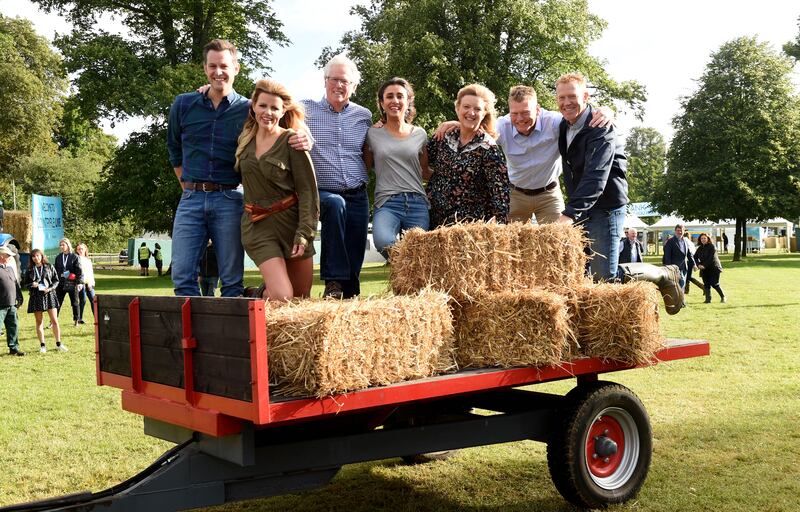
[301,55,373,299]
[167,39,249,297]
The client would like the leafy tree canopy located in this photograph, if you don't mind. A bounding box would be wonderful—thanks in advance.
[319,0,646,131]
[652,37,800,258]
[624,127,666,203]
[0,14,67,176]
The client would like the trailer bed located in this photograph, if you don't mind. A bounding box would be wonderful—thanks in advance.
[96,295,709,437]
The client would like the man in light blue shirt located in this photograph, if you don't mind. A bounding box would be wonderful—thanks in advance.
[301,55,373,299]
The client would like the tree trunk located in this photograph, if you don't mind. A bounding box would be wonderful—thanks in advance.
[733,217,744,261]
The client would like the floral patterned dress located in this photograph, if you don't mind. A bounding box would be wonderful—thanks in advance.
[426,129,510,228]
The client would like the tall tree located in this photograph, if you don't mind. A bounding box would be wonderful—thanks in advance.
[319,0,646,131]
[0,15,67,189]
[31,0,289,233]
[652,37,800,261]
[624,127,666,203]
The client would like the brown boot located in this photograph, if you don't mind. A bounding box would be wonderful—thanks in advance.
[618,263,684,315]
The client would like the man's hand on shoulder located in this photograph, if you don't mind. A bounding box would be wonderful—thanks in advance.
[289,130,313,151]
[588,105,615,128]
[433,121,460,141]
[197,84,211,95]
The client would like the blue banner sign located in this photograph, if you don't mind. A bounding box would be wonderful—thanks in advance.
[31,194,64,256]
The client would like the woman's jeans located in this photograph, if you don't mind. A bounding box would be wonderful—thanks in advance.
[372,193,430,258]
[79,285,96,321]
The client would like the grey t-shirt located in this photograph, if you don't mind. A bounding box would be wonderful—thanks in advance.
[366,126,429,208]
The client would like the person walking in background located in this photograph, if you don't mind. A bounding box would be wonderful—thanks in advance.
[54,238,82,326]
[75,243,95,325]
[0,246,24,356]
[27,249,67,353]
[153,243,164,276]
[138,242,151,276]
[364,77,431,259]
[618,227,643,263]
[684,232,703,294]
[198,240,219,297]
[722,232,729,254]
[662,224,691,307]
[426,83,509,227]
[695,232,726,303]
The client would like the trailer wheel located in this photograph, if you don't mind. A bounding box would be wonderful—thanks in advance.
[547,381,652,509]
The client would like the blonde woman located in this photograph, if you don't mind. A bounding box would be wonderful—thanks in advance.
[235,79,319,301]
[75,243,96,324]
[54,237,82,326]
[426,84,509,227]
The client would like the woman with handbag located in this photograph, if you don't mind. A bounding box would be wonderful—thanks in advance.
[27,249,67,352]
[54,238,83,327]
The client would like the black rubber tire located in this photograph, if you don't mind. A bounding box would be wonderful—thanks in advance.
[546,381,652,509]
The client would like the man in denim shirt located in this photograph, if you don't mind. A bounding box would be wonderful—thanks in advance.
[167,39,248,297]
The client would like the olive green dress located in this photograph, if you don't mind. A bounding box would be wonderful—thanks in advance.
[237,130,320,265]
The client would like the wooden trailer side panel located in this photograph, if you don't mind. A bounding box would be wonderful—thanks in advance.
[97,296,256,402]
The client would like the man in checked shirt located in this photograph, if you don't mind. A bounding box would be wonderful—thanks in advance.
[301,54,373,299]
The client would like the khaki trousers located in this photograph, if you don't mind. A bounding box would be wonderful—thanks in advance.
[508,185,565,224]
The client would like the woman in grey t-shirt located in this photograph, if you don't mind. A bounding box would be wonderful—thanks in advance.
[364,77,431,258]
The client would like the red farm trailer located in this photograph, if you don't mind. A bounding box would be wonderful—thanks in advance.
[8,295,709,511]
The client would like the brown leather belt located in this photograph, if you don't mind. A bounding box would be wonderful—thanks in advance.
[184,181,239,192]
[510,181,557,196]
[245,193,299,223]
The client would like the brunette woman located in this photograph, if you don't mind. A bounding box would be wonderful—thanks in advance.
[27,249,67,352]
[694,233,725,303]
[364,77,431,258]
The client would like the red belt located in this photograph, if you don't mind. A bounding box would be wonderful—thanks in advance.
[245,193,299,223]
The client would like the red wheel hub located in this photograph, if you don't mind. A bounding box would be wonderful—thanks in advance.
[586,415,625,477]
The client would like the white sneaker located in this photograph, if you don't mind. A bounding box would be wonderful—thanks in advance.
[39,345,47,353]
[56,344,68,352]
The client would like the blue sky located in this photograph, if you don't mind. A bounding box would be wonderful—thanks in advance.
[4,0,799,142]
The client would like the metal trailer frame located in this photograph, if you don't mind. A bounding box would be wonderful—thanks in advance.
[2,295,710,512]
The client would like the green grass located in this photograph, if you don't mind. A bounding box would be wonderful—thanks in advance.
[1,254,799,511]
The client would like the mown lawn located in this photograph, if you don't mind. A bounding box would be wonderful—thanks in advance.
[1,253,798,511]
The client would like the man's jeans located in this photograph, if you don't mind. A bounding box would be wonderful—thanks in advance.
[171,188,244,297]
[319,187,369,298]
[585,205,626,282]
[372,193,430,258]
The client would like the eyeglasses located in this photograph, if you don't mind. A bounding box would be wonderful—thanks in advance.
[326,77,352,87]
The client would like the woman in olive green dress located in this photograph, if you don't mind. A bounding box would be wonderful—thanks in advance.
[235,79,319,301]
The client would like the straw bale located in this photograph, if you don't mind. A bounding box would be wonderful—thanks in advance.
[389,221,588,301]
[3,210,33,252]
[452,289,572,368]
[573,281,664,364]
[265,289,455,397]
